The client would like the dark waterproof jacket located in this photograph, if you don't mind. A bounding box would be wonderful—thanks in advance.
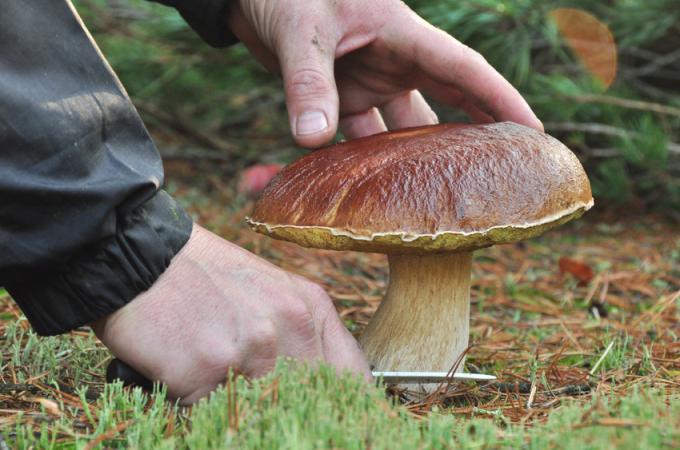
[0,0,233,335]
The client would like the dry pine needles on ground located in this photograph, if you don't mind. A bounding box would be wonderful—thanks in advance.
[1,172,678,438]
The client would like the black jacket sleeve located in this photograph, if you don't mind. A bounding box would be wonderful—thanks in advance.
[0,1,192,335]
[152,0,237,47]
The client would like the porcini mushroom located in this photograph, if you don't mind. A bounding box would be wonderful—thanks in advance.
[247,122,593,376]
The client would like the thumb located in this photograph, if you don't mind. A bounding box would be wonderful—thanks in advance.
[277,26,339,148]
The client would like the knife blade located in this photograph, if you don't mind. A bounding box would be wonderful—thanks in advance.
[107,358,496,388]
[372,371,496,383]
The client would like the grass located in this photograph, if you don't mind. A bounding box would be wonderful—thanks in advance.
[2,359,679,449]
[1,171,679,448]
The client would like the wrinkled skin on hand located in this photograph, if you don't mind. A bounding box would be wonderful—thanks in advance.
[228,0,542,148]
[92,226,370,405]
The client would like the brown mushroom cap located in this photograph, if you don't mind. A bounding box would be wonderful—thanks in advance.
[248,122,593,254]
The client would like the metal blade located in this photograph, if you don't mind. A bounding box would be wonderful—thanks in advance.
[372,371,496,383]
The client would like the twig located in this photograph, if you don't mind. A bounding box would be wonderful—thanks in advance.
[0,383,100,401]
[538,398,561,409]
[560,320,584,352]
[550,384,591,396]
[544,122,680,155]
[619,47,666,63]
[573,418,648,429]
[625,47,680,78]
[0,383,43,395]
[159,146,238,163]
[567,94,680,119]
[626,78,674,102]
[490,382,532,394]
[589,341,616,376]
[83,419,134,450]
[134,102,237,154]
[526,380,537,409]
[585,148,620,158]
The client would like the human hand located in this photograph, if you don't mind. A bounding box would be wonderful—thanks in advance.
[227,0,542,148]
[91,225,370,405]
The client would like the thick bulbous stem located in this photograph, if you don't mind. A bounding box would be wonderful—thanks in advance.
[359,252,472,372]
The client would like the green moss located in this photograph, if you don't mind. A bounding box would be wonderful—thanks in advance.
[13,362,679,449]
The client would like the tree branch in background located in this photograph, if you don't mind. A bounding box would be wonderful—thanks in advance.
[134,101,237,155]
[158,147,236,162]
[567,94,680,119]
[544,122,680,155]
[624,46,680,78]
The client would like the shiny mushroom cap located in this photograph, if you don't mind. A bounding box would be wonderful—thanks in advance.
[248,122,593,254]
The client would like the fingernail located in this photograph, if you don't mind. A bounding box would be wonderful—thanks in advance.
[296,110,328,136]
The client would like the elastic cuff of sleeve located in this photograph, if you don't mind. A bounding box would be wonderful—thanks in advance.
[7,191,193,336]
[177,0,238,48]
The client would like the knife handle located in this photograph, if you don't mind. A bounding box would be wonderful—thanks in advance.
[106,358,155,391]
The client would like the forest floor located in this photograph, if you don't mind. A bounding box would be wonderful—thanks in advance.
[1,163,678,448]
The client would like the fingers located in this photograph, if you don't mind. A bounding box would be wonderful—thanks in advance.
[458,98,495,124]
[381,90,438,129]
[340,91,437,140]
[276,23,340,148]
[338,87,437,139]
[420,81,494,123]
[226,2,280,73]
[316,301,373,379]
[394,16,542,131]
[340,107,387,139]
[297,281,372,379]
[323,316,373,380]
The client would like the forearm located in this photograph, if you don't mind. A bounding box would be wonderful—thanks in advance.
[0,0,192,335]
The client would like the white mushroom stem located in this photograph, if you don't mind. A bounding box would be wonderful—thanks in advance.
[360,252,472,372]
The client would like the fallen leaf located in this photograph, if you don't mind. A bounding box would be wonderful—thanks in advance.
[550,8,618,89]
[559,257,595,283]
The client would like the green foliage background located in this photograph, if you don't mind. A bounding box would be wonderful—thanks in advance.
[74,0,680,213]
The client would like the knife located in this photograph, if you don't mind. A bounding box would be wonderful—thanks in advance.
[372,371,496,382]
[106,358,495,388]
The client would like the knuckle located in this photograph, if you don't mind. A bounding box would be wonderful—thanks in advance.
[276,281,331,342]
[318,290,336,314]
[250,318,278,350]
[484,90,504,113]
[192,339,238,374]
[471,49,489,66]
[311,291,337,325]
[314,286,336,311]
[279,295,313,326]
[287,68,333,98]
[274,294,318,343]
[285,299,319,342]
[460,43,488,66]
[304,280,330,300]
[152,366,175,388]
[288,272,329,301]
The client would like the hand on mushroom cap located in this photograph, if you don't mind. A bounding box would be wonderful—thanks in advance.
[228,0,543,147]
[92,225,371,405]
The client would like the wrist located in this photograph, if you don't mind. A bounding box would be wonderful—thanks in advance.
[8,191,192,336]
[91,223,204,344]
